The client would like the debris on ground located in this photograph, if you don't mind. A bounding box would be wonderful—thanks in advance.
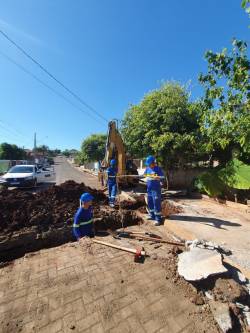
[190,292,205,305]
[176,237,250,332]
[209,301,233,333]
[185,239,231,255]
[119,193,146,210]
[78,237,93,254]
[138,198,183,216]
[162,199,183,217]
[178,247,227,281]
[213,278,249,303]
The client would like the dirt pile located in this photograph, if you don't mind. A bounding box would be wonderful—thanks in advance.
[162,200,183,216]
[119,195,146,210]
[137,198,183,216]
[0,180,107,234]
[0,181,145,261]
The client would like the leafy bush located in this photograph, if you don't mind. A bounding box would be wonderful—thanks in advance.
[194,159,250,197]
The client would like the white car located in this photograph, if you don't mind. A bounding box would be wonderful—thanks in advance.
[1,164,52,188]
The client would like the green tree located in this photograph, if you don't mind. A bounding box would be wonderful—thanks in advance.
[121,82,204,169]
[47,148,61,157]
[35,145,49,156]
[80,134,106,162]
[62,149,71,157]
[54,149,61,155]
[62,149,79,157]
[199,39,250,164]
[0,142,27,160]
[74,152,85,165]
[242,0,250,20]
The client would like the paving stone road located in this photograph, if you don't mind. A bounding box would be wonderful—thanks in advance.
[0,239,218,333]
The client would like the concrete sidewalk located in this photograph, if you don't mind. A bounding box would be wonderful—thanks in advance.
[164,198,250,277]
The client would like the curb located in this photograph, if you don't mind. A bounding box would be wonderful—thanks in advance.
[191,193,249,212]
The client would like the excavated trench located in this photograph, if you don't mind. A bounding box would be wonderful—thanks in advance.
[0,181,144,262]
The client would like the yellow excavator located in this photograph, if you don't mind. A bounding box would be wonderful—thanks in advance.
[99,120,138,186]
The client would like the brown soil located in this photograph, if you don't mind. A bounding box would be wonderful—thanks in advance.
[0,181,147,235]
[138,198,183,216]
[0,181,144,262]
[0,180,108,233]
[162,200,183,216]
[119,195,146,210]
[213,278,249,303]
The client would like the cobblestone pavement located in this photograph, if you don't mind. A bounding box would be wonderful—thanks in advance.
[0,236,218,333]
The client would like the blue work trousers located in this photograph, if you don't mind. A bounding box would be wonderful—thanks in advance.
[147,188,162,222]
[108,183,117,204]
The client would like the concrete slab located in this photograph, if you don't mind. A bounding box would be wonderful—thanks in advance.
[178,247,227,281]
[209,301,232,333]
[164,198,250,275]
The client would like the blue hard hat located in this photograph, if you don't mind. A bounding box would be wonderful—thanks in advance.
[110,159,116,166]
[145,155,155,166]
[80,192,94,203]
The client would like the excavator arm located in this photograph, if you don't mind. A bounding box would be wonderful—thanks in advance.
[104,121,126,176]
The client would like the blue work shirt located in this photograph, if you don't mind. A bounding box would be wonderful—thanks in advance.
[106,167,117,185]
[144,165,164,191]
[73,206,94,239]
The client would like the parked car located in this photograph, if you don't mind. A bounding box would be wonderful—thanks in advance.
[1,164,52,188]
[0,177,8,190]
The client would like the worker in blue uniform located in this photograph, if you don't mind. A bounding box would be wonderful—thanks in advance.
[106,159,117,208]
[144,156,165,226]
[73,192,95,240]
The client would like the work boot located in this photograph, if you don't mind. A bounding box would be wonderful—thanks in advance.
[154,220,162,226]
[146,214,154,220]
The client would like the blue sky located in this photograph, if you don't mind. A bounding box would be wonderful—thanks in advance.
[0,0,249,150]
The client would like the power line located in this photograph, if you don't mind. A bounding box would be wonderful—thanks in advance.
[0,119,28,140]
[0,29,109,123]
[0,122,32,146]
[0,51,106,125]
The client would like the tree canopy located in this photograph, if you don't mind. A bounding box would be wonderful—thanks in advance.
[62,149,78,157]
[121,82,204,168]
[0,143,27,160]
[199,39,250,164]
[121,39,249,170]
[242,0,250,21]
[80,134,106,163]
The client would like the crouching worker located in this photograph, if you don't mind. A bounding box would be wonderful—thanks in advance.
[144,156,165,226]
[106,159,117,208]
[73,192,95,240]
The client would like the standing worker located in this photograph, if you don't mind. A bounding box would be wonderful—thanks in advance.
[106,159,117,208]
[144,156,165,226]
[73,192,95,240]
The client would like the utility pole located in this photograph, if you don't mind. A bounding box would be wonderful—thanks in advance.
[34,132,37,151]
